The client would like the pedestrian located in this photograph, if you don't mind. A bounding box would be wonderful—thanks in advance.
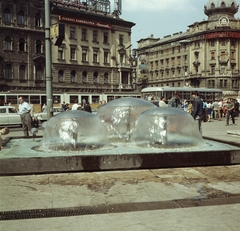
[18,96,32,136]
[206,101,212,122]
[187,101,193,115]
[159,96,168,107]
[72,100,80,110]
[83,102,92,113]
[42,103,47,112]
[168,92,182,109]
[182,99,188,112]
[234,99,239,117]
[0,127,9,150]
[30,116,39,139]
[212,99,219,120]
[225,98,235,126]
[218,99,223,121]
[192,91,203,133]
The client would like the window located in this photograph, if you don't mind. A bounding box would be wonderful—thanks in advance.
[82,48,87,62]
[19,65,25,80]
[119,34,123,45]
[104,73,108,84]
[70,47,76,60]
[4,37,11,50]
[35,13,41,27]
[120,54,124,64]
[93,30,98,42]
[36,40,42,53]
[4,9,11,23]
[231,51,235,59]
[17,11,24,25]
[36,66,43,80]
[103,32,108,43]
[221,39,226,46]
[93,50,98,63]
[58,70,64,82]
[5,64,12,79]
[70,27,75,39]
[93,72,98,83]
[82,29,87,40]
[19,38,25,52]
[220,51,226,59]
[104,51,109,63]
[211,65,215,74]
[211,52,215,60]
[82,71,87,83]
[58,47,64,59]
[71,71,76,82]
[208,80,215,88]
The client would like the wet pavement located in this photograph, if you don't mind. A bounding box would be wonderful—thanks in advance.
[0,118,240,230]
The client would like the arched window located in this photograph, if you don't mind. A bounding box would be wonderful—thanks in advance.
[221,1,226,8]
[71,71,76,83]
[19,38,25,51]
[104,72,108,84]
[17,11,24,25]
[3,9,11,23]
[5,64,12,79]
[36,40,42,53]
[82,71,87,83]
[35,13,41,27]
[211,3,215,9]
[93,72,98,83]
[4,37,11,50]
[19,65,25,80]
[58,70,64,82]
[36,66,43,80]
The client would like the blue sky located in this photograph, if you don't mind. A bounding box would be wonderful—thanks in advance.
[116,0,240,49]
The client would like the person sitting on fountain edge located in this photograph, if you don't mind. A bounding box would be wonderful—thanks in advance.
[0,127,10,150]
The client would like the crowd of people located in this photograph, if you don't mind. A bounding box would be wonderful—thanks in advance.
[147,93,240,132]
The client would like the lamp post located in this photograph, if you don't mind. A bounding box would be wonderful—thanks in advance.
[45,0,53,120]
[131,49,138,91]
[179,40,189,87]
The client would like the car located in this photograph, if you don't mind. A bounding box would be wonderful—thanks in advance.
[0,106,22,126]
[35,107,65,121]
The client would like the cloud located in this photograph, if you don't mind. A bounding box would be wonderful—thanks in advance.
[122,0,196,12]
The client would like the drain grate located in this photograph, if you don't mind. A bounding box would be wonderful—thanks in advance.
[1,195,240,221]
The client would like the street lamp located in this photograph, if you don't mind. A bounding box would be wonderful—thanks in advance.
[45,0,53,120]
[179,40,190,87]
[131,49,138,90]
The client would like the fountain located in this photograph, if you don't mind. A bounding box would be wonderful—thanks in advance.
[0,97,240,175]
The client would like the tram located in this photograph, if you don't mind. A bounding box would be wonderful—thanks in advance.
[0,91,141,112]
[141,86,223,102]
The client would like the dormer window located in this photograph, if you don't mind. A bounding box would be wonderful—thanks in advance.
[211,3,215,9]
[221,1,226,8]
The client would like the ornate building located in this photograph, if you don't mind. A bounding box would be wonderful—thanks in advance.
[0,0,136,94]
[137,0,240,98]
[0,0,45,91]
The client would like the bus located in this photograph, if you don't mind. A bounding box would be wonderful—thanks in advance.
[0,91,141,112]
[141,86,223,102]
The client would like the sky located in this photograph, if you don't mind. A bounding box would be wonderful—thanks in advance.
[111,0,240,49]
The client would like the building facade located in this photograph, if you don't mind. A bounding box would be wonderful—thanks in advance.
[0,0,136,96]
[137,0,240,98]
[0,0,45,91]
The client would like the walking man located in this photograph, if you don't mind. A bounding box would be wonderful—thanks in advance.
[18,96,32,136]
[192,91,203,133]
[225,98,235,126]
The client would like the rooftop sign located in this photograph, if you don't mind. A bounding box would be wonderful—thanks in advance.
[205,32,240,39]
[59,16,112,29]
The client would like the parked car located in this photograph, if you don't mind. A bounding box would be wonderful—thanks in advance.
[0,106,22,126]
[35,107,65,121]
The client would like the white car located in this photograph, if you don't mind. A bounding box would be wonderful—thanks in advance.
[0,106,22,126]
[35,107,65,121]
